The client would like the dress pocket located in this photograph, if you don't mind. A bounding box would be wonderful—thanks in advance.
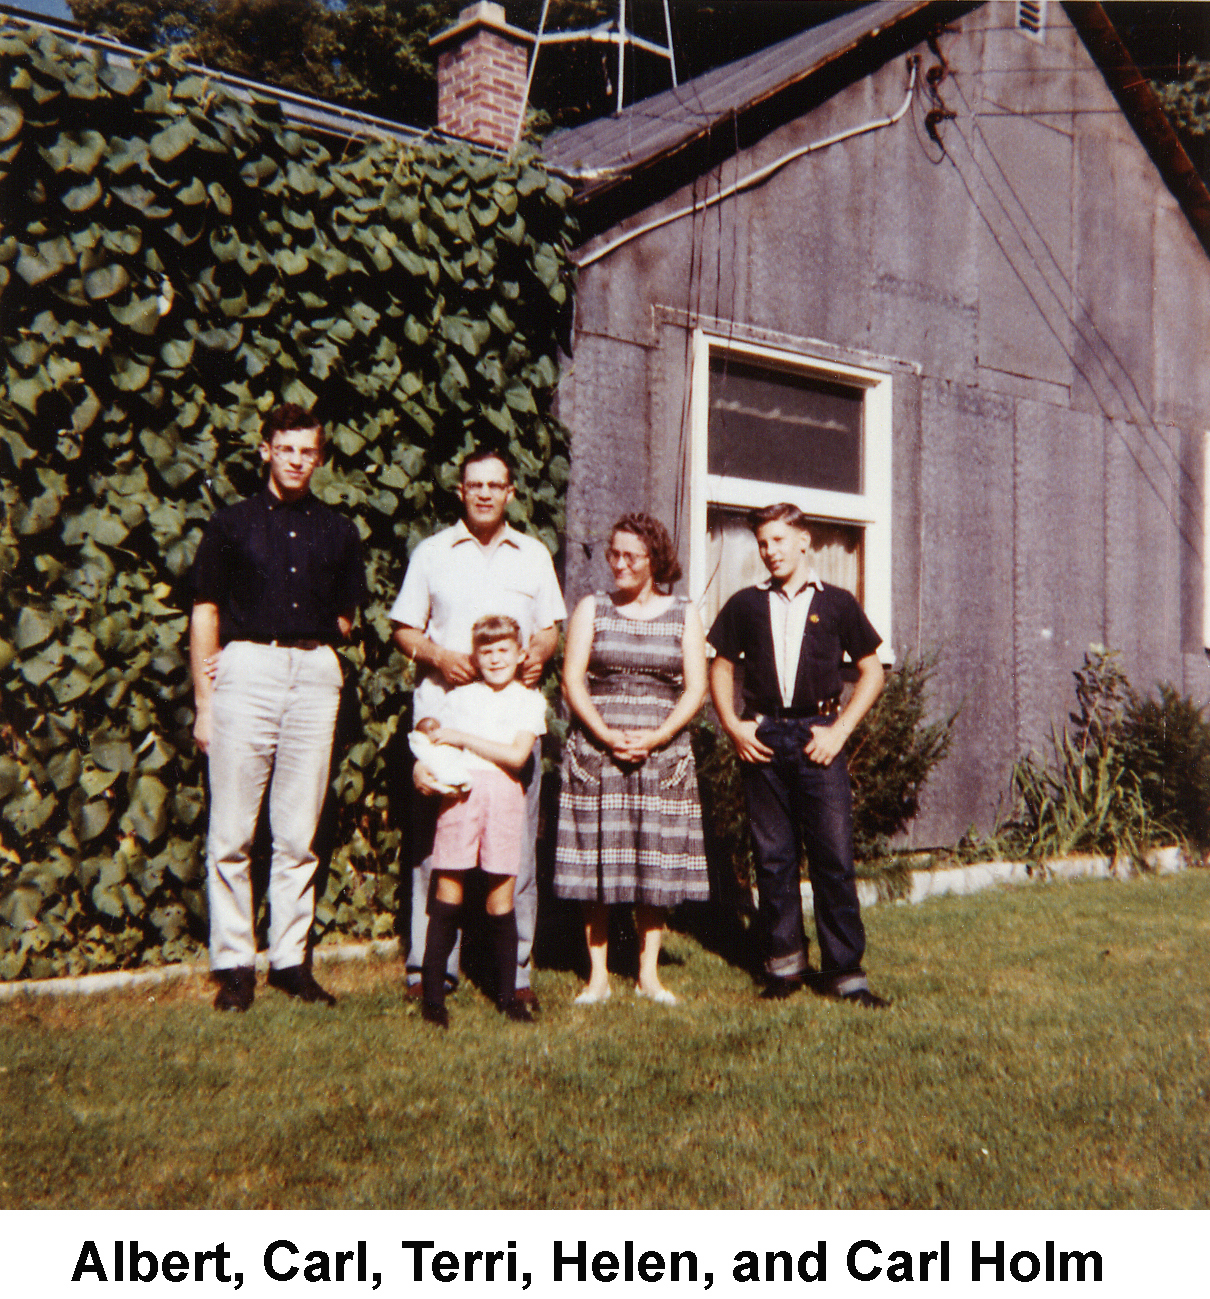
[565,732,602,788]
[658,736,694,789]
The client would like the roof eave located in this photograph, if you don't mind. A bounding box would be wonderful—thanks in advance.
[1062,1,1210,259]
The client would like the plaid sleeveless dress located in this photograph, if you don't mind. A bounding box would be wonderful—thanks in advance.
[554,594,709,906]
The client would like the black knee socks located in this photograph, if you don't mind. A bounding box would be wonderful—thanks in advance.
[423,904,517,1009]
[422,899,461,1008]
[487,909,518,1007]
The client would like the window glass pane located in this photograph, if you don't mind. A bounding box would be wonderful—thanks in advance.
[702,507,863,630]
[708,357,863,493]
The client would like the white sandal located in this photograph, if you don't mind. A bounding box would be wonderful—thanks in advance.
[635,985,678,1006]
[573,984,612,1005]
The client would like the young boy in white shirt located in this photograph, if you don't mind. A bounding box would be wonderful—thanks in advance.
[413,615,547,1028]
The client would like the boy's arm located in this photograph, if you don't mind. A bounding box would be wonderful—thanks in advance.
[709,655,773,764]
[431,727,537,773]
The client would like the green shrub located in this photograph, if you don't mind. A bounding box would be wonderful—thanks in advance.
[847,651,957,860]
[1006,646,1210,862]
[0,22,575,978]
[690,715,756,918]
[1120,685,1210,853]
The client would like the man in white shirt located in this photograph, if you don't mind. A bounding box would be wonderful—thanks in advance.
[390,448,566,1007]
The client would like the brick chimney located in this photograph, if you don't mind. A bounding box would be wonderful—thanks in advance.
[431,3,533,151]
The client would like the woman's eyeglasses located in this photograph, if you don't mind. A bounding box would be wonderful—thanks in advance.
[605,548,649,568]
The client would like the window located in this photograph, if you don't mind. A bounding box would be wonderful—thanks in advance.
[689,330,893,659]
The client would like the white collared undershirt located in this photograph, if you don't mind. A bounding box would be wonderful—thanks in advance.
[767,572,823,707]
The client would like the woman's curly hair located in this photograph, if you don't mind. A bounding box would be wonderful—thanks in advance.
[611,512,683,588]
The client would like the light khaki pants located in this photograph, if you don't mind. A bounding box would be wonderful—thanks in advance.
[206,641,342,972]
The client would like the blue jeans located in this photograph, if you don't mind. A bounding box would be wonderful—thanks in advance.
[742,717,867,991]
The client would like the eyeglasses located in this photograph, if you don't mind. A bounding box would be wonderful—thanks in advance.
[270,446,321,463]
[605,548,649,568]
[463,480,511,494]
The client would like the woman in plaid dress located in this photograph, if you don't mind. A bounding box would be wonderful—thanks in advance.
[555,514,709,1005]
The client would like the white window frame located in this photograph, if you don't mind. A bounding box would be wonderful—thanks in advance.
[688,327,894,661]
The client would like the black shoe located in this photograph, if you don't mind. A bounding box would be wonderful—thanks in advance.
[421,1000,449,1029]
[213,967,255,1012]
[498,997,535,1023]
[760,976,804,1001]
[836,986,891,1010]
[267,964,336,1006]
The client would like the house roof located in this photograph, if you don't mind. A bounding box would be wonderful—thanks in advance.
[542,0,929,181]
[541,0,1210,259]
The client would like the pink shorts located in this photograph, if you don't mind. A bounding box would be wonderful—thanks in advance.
[431,767,526,876]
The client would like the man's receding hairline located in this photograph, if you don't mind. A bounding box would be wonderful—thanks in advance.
[460,451,513,483]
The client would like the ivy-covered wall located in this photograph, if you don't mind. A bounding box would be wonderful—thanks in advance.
[0,22,576,979]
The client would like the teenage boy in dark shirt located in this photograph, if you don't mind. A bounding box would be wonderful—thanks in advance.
[190,403,366,1011]
[708,503,890,1007]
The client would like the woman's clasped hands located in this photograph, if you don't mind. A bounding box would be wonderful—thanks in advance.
[605,727,662,765]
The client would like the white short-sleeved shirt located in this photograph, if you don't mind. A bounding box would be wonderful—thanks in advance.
[390,521,566,717]
[431,680,547,773]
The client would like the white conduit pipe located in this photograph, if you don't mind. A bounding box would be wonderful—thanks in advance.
[573,57,918,269]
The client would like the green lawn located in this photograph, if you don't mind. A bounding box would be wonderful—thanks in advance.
[1,870,1207,1209]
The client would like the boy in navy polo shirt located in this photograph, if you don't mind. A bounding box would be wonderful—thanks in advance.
[708,503,890,1007]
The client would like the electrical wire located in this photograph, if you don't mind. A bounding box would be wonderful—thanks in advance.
[918,58,1202,561]
[573,58,919,269]
[948,68,1201,520]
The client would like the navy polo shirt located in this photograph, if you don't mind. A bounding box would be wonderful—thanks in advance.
[190,489,366,646]
[708,581,882,717]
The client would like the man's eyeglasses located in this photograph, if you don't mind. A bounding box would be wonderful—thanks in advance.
[464,480,511,495]
[270,446,321,463]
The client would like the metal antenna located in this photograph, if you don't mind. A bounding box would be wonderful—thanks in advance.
[510,0,678,146]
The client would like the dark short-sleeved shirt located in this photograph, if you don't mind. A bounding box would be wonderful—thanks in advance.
[708,581,882,716]
[190,489,366,646]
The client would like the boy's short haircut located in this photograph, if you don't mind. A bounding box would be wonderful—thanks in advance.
[748,502,812,534]
[471,614,522,648]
